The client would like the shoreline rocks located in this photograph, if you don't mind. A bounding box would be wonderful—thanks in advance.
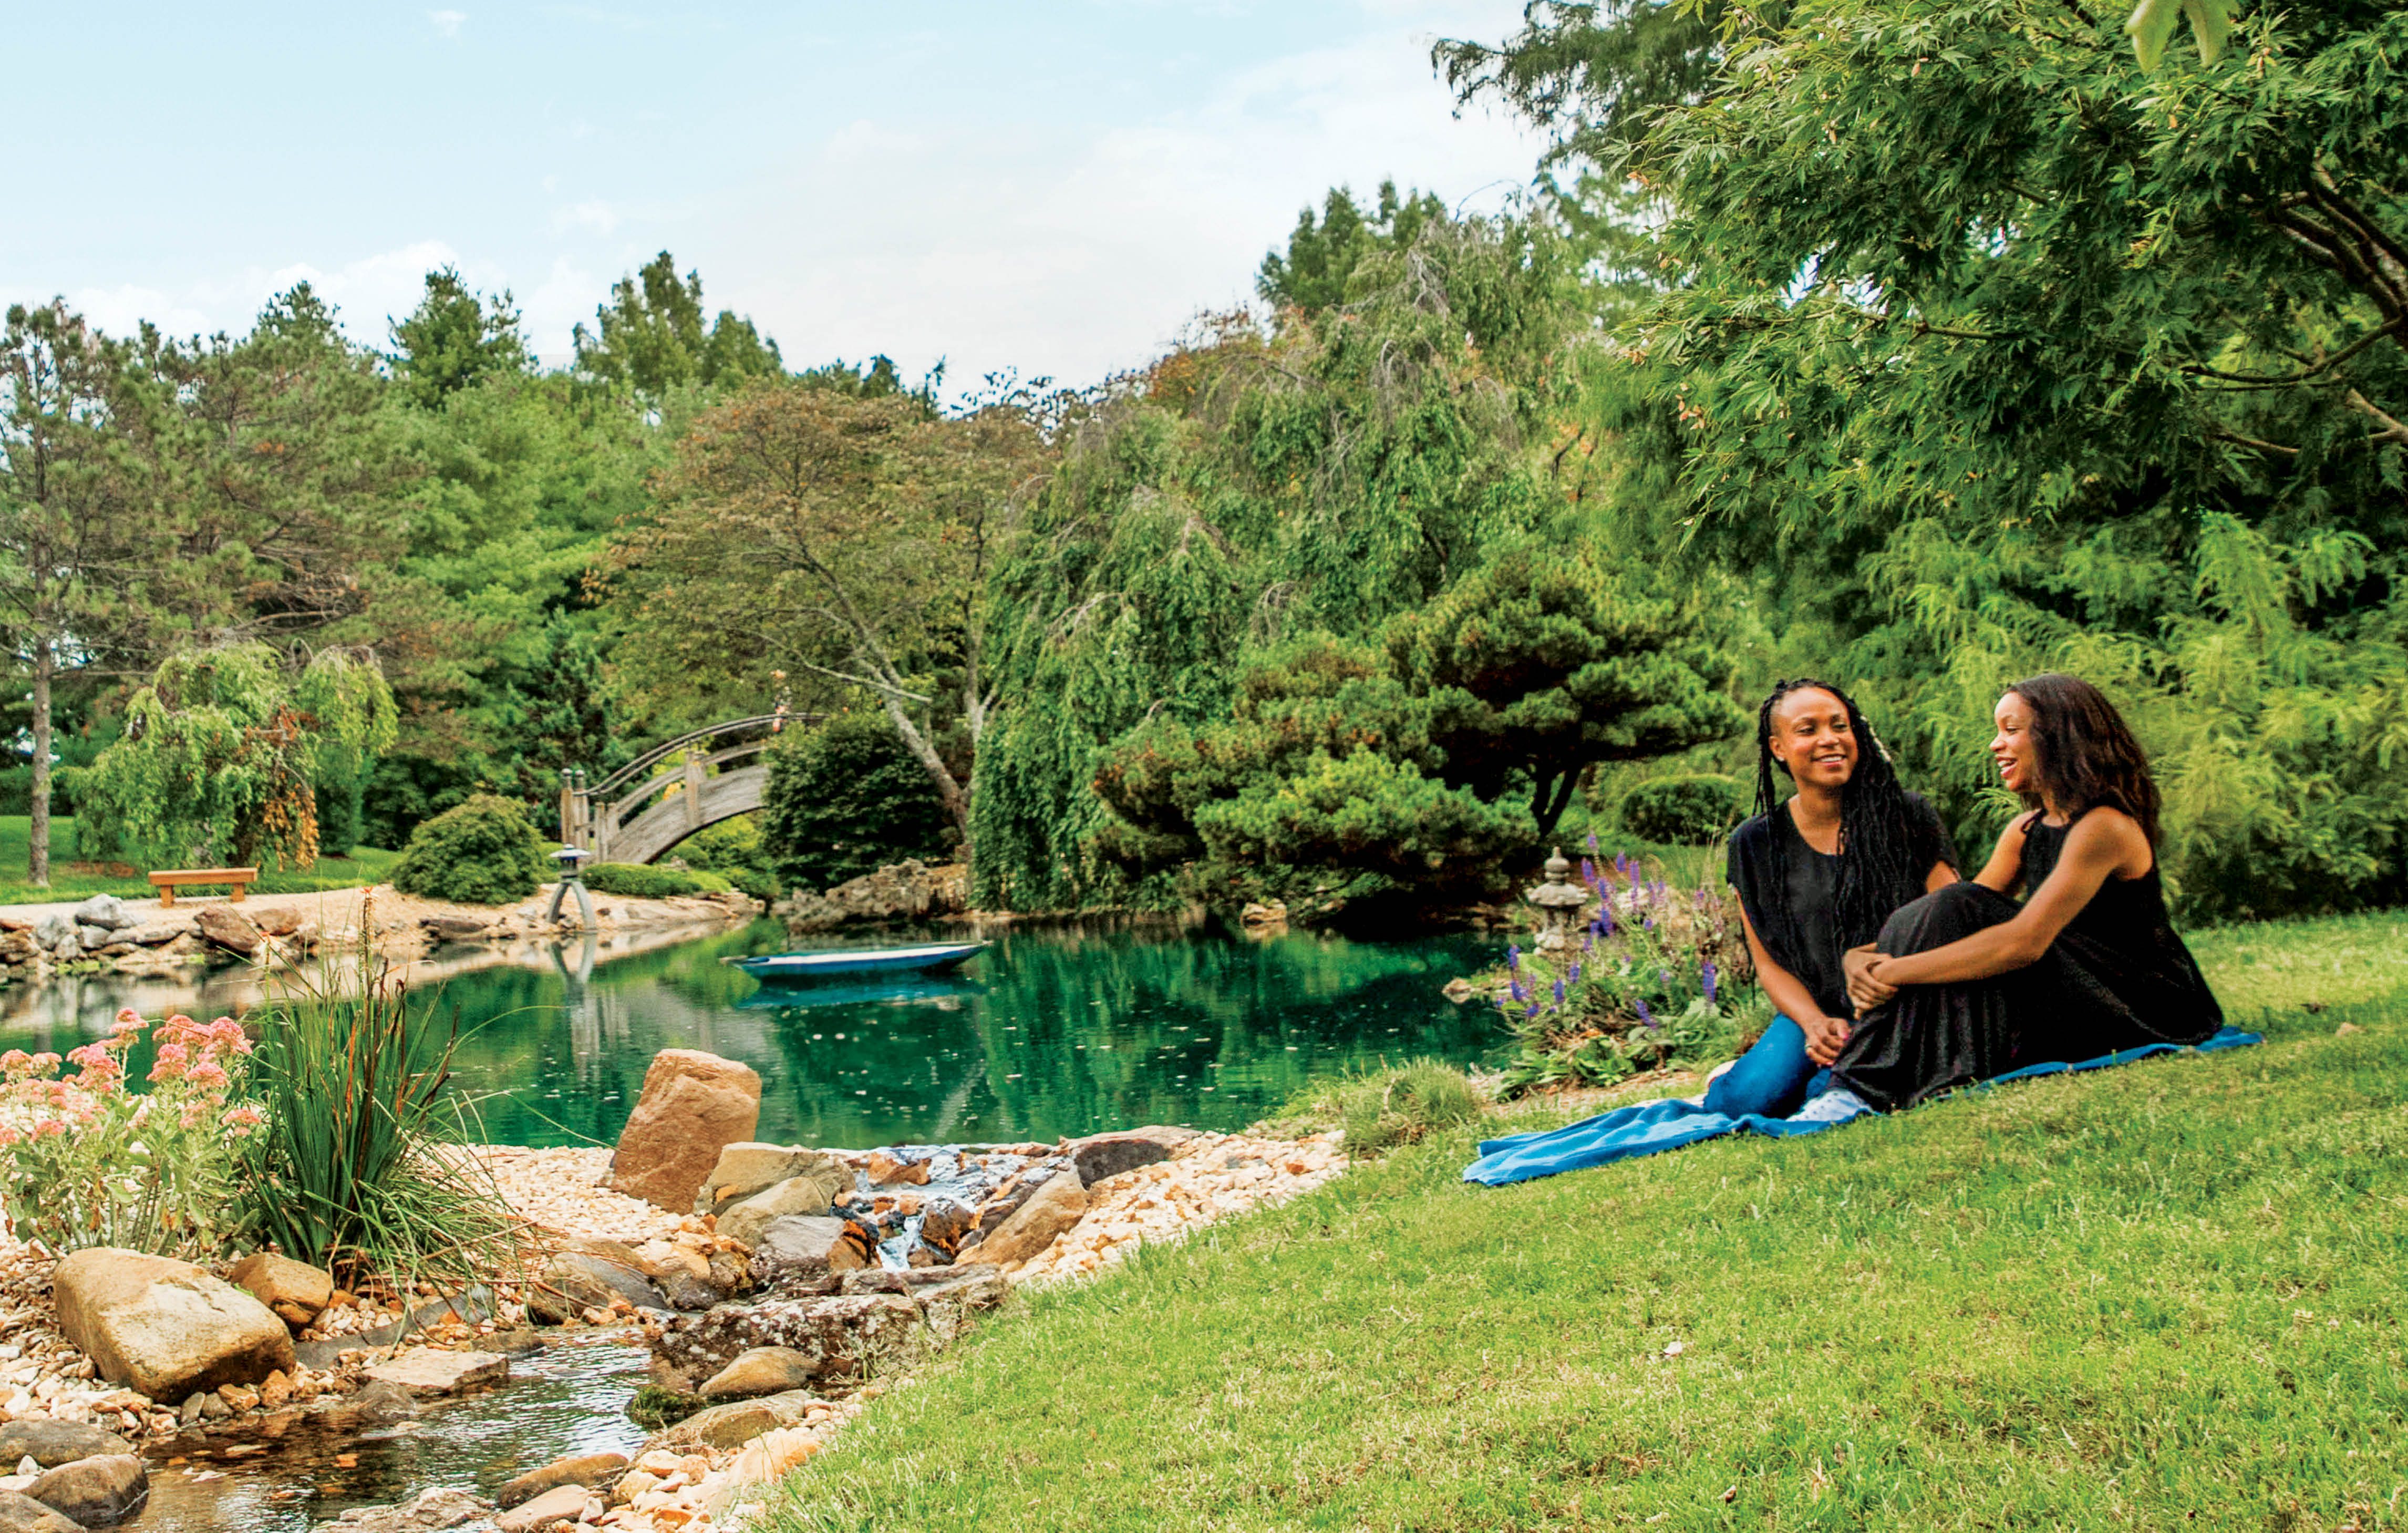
[51,1249,294,1403]
[605,1052,764,1215]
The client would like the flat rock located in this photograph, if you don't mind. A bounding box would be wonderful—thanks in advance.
[0,1491,78,1532]
[718,1171,848,1248]
[120,923,181,946]
[194,905,264,958]
[226,1251,335,1329]
[492,1483,587,1533]
[1067,1127,1195,1188]
[861,1151,930,1186]
[698,1346,820,1400]
[494,1452,629,1510]
[743,1214,871,1292]
[693,1143,848,1217]
[0,1423,133,1469]
[363,1348,508,1395]
[526,1246,668,1324]
[957,1169,1088,1268]
[251,905,304,937]
[343,1379,423,1424]
[424,914,491,942]
[27,1454,147,1526]
[641,1389,814,1453]
[323,1487,492,1530]
[51,1247,293,1400]
[607,1050,762,1214]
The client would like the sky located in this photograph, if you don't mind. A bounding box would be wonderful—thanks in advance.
[6,3,1548,392]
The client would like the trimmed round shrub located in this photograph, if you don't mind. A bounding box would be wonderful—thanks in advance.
[1618,774,1743,845]
[761,712,954,892]
[581,862,732,899]
[389,793,550,904]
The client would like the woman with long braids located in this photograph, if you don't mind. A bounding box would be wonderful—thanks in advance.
[1826,674,2223,1110]
[1709,679,1961,1118]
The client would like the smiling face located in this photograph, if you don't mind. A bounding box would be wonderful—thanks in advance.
[1991,690,2040,796]
[1768,686,1859,791]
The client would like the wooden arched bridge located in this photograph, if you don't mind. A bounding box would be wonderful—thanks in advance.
[557,713,819,865]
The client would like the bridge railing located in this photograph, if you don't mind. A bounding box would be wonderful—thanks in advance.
[560,713,822,862]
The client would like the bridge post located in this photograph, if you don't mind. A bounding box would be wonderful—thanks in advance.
[683,752,705,832]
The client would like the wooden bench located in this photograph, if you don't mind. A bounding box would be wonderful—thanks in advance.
[148,867,260,907]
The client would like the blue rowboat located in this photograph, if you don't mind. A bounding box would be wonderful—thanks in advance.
[723,941,988,982]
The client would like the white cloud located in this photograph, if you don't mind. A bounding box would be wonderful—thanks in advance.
[429,10,467,39]
[552,200,621,235]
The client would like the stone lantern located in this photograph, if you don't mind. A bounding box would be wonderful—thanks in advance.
[1523,846,1591,950]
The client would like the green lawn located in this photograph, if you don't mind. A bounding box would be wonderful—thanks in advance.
[761,910,2408,1531]
[0,816,398,909]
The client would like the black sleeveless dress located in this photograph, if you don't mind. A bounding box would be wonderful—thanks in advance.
[1828,810,2223,1110]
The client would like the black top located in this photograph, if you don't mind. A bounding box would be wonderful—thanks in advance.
[1727,791,1957,1023]
[2015,811,2223,1045]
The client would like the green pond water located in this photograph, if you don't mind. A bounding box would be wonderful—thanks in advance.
[0,918,1508,1148]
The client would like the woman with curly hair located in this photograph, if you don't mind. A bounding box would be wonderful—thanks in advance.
[1828,674,2224,1110]
[1710,679,1961,1118]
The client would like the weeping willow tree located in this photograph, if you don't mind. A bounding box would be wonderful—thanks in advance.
[74,644,399,869]
[970,207,1596,909]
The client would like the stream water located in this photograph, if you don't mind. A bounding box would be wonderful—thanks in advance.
[0,915,1508,1528]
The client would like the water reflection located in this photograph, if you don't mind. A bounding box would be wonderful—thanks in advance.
[0,918,1505,1149]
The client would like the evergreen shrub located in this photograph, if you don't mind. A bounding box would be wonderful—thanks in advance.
[761,713,953,892]
[1618,775,1741,845]
[389,793,550,904]
[582,862,732,898]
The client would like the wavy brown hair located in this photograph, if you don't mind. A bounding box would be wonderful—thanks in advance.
[2006,673,2163,845]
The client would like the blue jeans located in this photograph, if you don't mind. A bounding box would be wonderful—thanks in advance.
[1703,1015,1831,1120]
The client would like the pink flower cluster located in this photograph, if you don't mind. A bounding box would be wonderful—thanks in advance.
[0,1008,257,1144]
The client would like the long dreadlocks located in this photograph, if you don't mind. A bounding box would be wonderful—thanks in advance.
[1752,678,1932,950]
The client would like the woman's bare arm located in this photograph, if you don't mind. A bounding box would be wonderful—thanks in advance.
[1868,810,2152,987]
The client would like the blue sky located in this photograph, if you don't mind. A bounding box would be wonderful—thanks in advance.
[6,3,1544,388]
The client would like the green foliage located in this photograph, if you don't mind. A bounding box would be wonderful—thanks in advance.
[1493,863,1761,1094]
[1088,544,1744,901]
[1257,181,1444,314]
[573,250,783,396]
[390,266,531,407]
[2126,0,2242,71]
[972,206,1592,909]
[674,814,780,900]
[1320,1061,1485,1156]
[761,714,954,892]
[581,861,733,898]
[73,644,399,869]
[238,945,519,1285]
[0,1013,253,1260]
[389,792,550,904]
[1617,774,1741,845]
[1591,0,2408,920]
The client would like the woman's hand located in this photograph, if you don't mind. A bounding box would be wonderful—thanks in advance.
[1802,1013,1853,1067]
[1844,943,1898,1015]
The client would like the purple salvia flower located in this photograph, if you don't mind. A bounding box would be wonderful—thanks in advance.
[1581,857,1597,887]
[1569,961,1583,983]
[1587,830,1600,855]
[1702,960,1719,1003]
[1553,978,1566,1006]
[1600,906,1616,937]
[1510,977,1526,1003]
[1507,944,1521,973]
[1524,1001,1542,1020]
[1636,997,1657,1031]
[1643,915,1655,931]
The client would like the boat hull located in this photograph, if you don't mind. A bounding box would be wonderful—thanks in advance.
[728,942,987,982]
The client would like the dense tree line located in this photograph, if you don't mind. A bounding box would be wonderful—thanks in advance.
[6,0,2402,923]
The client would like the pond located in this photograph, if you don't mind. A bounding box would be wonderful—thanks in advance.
[0,917,1510,1149]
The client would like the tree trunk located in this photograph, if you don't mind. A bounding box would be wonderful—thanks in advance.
[882,694,972,849]
[28,638,52,888]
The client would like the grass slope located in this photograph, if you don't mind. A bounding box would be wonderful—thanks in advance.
[763,910,2408,1531]
[0,816,397,907]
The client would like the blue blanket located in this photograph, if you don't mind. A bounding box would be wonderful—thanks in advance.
[1463,1025,2263,1187]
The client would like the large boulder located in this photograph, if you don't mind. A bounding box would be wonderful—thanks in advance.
[51,1248,293,1401]
[780,860,966,934]
[26,1455,147,1527]
[494,1452,628,1511]
[361,1348,508,1395]
[31,913,74,952]
[0,1491,78,1533]
[526,1243,669,1324]
[654,1292,924,1386]
[697,1346,820,1400]
[691,1143,849,1219]
[717,1173,850,1249]
[321,1487,492,1531]
[1067,1126,1197,1188]
[956,1170,1088,1268]
[70,895,133,932]
[747,1215,870,1288]
[640,1389,815,1453]
[194,905,264,958]
[225,1251,334,1329]
[606,1051,762,1213]
[0,1423,132,1469]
